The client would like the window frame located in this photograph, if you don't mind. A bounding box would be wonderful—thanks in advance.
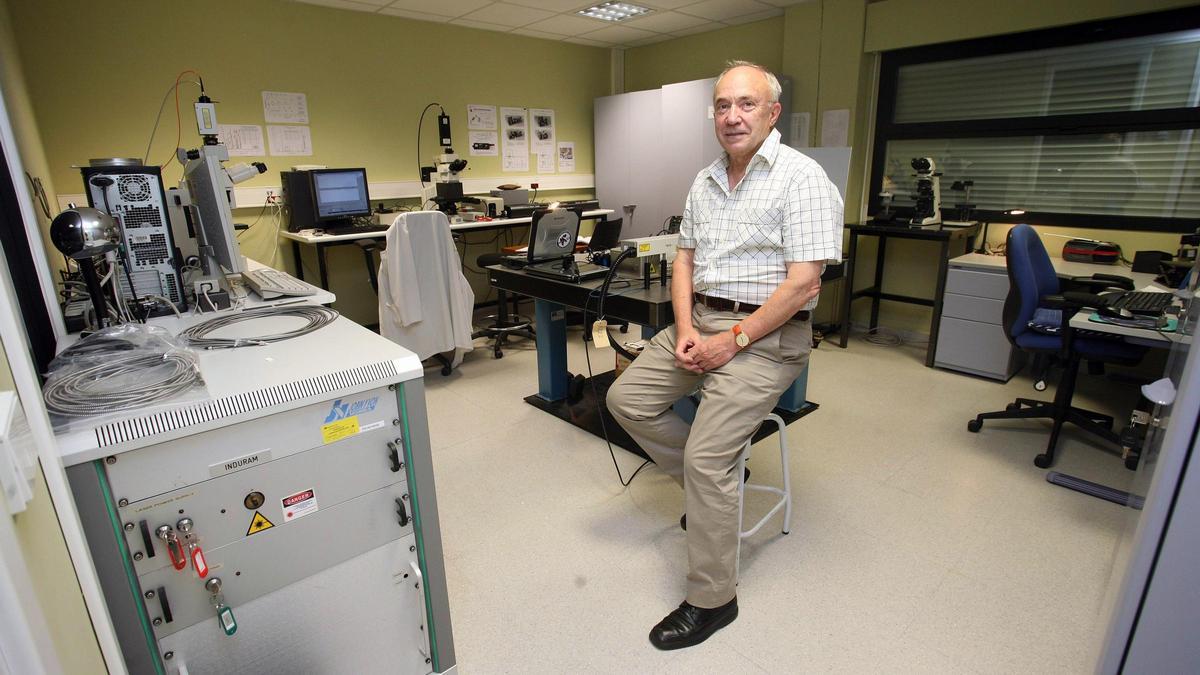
[869,6,1200,233]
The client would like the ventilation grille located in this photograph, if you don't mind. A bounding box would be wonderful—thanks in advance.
[118,205,162,229]
[130,233,169,264]
[117,174,152,202]
[166,275,181,303]
[92,360,402,448]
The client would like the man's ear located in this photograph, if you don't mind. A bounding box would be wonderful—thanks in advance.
[768,101,782,127]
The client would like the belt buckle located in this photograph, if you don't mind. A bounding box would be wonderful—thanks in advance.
[732,300,741,313]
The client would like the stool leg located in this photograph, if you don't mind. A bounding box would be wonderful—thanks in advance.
[735,442,750,571]
[766,413,791,535]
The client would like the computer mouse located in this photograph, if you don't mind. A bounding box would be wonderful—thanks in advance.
[1098,305,1135,320]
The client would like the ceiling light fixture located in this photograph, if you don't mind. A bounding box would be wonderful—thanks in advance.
[578,1,652,22]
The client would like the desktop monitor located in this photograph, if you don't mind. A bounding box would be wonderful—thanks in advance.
[527,209,581,263]
[312,168,370,221]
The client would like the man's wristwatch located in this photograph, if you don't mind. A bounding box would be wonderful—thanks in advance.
[732,323,750,349]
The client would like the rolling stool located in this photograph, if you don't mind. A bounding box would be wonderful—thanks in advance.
[737,413,792,538]
[471,252,535,359]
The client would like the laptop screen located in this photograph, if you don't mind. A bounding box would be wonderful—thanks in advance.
[527,209,581,263]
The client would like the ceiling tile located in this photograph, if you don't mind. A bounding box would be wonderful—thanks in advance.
[640,0,702,9]
[722,7,783,24]
[628,33,676,46]
[505,0,594,10]
[678,0,773,22]
[295,0,383,11]
[383,0,492,17]
[458,2,556,27]
[567,34,617,46]
[623,10,708,33]
[670,22,721,37]
[579,24,657,45]
[522,14,607,36]
[378,7,455,21]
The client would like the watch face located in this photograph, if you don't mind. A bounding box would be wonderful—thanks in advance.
[735,332,750,347]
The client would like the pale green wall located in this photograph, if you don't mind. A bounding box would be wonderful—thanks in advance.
[626,0,1196,337]
[0,1,106,671]
[623,18,785,93]
[9,0,611,324]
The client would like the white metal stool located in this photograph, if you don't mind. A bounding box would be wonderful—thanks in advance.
[737,412,792,538]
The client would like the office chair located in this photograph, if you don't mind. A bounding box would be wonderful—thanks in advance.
[472,252,535,359]
[967,224,1147,468]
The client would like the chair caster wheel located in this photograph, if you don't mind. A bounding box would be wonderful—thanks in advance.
[967,419,982,433]
[1034,380,1047,391]
[619,325,629,333]
[1034,454,1053,469]
[1125,455,1140,471]
[494,349,503,359]
[1006,403,1020,412]
[441,364,452,376]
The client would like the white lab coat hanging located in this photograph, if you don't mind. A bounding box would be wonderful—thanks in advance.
[377,211,475,367]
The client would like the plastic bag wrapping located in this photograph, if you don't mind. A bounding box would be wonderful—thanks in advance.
[43,323,209,431]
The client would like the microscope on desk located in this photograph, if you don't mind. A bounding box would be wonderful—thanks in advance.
[909,157,942,227]
[419,109,474,218]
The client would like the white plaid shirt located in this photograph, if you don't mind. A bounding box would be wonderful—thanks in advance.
[679,129,843,309]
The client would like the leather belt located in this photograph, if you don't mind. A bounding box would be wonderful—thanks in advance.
[693,292,810,322]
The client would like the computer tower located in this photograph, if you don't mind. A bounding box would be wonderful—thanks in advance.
[280,170,316,232]
[81,163,187,313]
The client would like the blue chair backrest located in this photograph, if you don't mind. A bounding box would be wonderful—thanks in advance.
[1004,224,1061,340]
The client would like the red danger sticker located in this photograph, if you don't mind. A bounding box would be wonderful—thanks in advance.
[283,489,314,507]
[281,488,319,523]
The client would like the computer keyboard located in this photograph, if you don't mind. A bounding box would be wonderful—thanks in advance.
[320,224,390,237]
[1108,291,1174,316]
[241,268,317,299]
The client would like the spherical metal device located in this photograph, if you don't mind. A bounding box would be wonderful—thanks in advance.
[49,206,116,256]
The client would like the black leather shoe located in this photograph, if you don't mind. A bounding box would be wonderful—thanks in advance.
[649,598,738,650]
[681,468,750,531]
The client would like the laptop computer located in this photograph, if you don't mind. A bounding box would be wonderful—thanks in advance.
[523,209,610,283]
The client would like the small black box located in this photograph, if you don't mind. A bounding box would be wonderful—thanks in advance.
[1132,250,1172,273]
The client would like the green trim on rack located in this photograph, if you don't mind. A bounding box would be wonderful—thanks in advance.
[95,461,166,675]
[398,382,440,671]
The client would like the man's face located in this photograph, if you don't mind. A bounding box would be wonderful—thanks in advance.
[713,67,782,162]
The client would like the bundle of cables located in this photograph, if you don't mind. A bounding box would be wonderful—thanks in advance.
[179,305,340,350]
[43,327,204,419]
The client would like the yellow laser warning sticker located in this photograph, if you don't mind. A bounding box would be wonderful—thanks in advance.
[247,511,275,536]
[639,243,651,253]
[321,416,360,444]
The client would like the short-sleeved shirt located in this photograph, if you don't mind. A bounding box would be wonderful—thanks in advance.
[678,128,843,309]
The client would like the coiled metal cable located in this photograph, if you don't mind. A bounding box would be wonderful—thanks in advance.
[179,305,340,350]
[43,352,201,418]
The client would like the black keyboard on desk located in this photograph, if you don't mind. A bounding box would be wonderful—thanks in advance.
[319,224,390,236]
[1107,291,1174,316]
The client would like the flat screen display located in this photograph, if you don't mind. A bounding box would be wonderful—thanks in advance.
[312,168,370,220]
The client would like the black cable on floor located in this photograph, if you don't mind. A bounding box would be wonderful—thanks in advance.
[582,285,651,487]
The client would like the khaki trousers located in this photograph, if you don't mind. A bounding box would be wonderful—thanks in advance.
[606,304,811,608]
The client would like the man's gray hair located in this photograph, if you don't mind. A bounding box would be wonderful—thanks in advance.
[715,60,782,103]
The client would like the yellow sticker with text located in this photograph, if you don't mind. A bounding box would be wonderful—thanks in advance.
[639,243,651,253]
[321,416,360,444]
